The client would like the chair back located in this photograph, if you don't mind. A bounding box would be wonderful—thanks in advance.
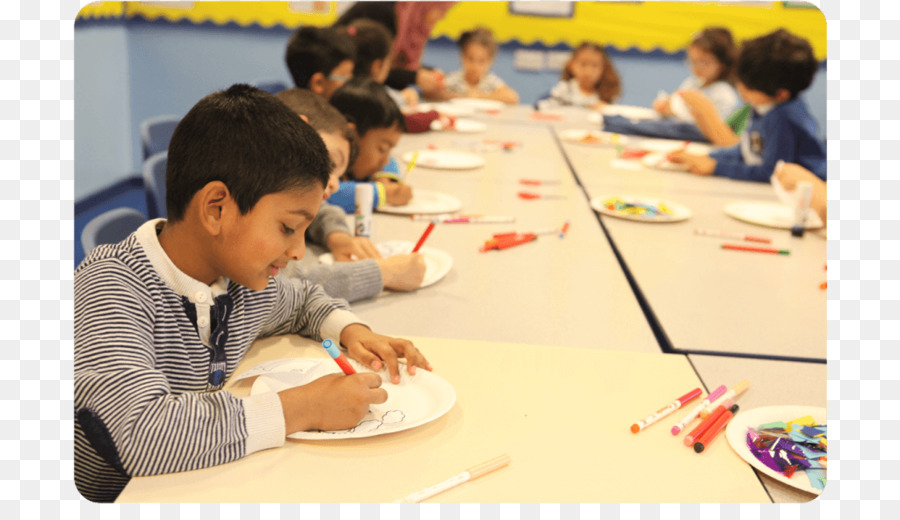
[81,207,146,255]
[140,115,180,159]
[142,151,168,219]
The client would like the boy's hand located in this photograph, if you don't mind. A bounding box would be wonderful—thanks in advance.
[278,372,386,434]
[383,182,413,206]
[667,151,716,176]
[326,232,382,261]
[400,87,419,107]
[340,323,432,384]
[774,162,820,190]
[652,97,671,116]
[376,253,426,291]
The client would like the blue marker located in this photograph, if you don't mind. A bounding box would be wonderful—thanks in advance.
[321,339,356,375]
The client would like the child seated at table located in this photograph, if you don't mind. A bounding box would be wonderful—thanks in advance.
[669,29,825,182]
[329,77,412,208]
[538,42,621,110]
[654,27,739,123]
[285,25,355,100]
[74,84,430,502]
[274,88,425,299]
[441,27,519,105]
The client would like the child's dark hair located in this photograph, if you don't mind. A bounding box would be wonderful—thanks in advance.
[458,27,497,57]
[735,28,818,99]
[274,88,359,170]
[165,84,331,222]
[337,19,394,79]
[563,42,621,104]
[285,25,355,88]
[690,27,737,84]
[329,77,406,136]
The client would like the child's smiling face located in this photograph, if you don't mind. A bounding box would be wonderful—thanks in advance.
[217,186,323,290]
[348,123,402,180]
[569,48,604,92]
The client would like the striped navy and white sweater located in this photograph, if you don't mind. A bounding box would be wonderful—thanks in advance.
[74,219,364,502]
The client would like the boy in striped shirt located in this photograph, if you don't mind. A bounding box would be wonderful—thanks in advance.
[74,84,431,502]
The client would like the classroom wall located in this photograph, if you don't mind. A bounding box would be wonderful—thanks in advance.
[74,16,827,202]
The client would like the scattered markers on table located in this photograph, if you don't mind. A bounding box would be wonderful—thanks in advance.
[630,387,701,433]
[402,151,419,183]
[694,228,772,244]
[603,197,672,219]
[559,220,570,239]
[518,191,566,200]
[412,220,437,253]
[396,455,511,503]
[721,244,790,255]
[520,179,561,186]
[480,233,537,252]
[693,404,739,453]
[746,416,826,491]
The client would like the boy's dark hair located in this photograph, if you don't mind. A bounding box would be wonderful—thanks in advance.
[336,19,394,79]
[691,27,737,84]
[458,27,497,57]
[165,84,331,222]
[735,28,818,99]
[274,88,359,170]
[329,77,406,136]
[285,26,356,88]
[562,42,621,104]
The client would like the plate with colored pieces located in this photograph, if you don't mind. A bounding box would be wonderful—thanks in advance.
[319,240,452,289]
[449,97,505,112]
[725,405,827,495]
[401,149,485,170]
[560,129,629,146]
[724,201,824,230]
[375,188,462,215]
[591,195,691,223]
[250,358,456,440]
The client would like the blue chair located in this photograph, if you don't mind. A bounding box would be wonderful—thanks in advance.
[252,79,288,95]
[143,151,168,219]
[140,115,180,159]
[81,207,146,255]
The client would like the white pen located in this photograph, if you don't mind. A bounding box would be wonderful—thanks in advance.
[671,384,727,435]
[395,455,510,503]
[699,380,750,419]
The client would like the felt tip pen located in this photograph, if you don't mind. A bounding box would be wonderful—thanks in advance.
[694,228,771,244]
[412,220,437,253]
[693,404,739,453]
[671,384,727,435]
[630,387,701,433]
[721,244,790,255]
[321,339,356,375]
[396,455,510,503]
[684,399,732,447]
[443,216,515,224]
[559,220,571,239]
[700,380,749,419]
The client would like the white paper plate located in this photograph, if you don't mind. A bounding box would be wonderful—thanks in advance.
[450,118,488,133]
[725,405,826,495]
[320,240,452,289]
[375,188,462,215]
[559,129,630,146]
[591,195,691,223]
[599,104,660,120]
[415,102,476,117]
[402,150,485,170]
[641,152,689,172]
[250,358,456,440]
[724,201,824,230]
[449,97,505,112]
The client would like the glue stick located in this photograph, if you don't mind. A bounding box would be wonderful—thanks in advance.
[355,183,374,237]
[791,181,813,238]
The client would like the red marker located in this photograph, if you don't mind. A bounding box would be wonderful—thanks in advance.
[520,179,561,186]
[559,220,571,239]
[479,233,537,252]
[412,220,437,252]
[630,387,702,433]
[518,191,565,200]
[684,400,732,447]
[693,404,739,453]
[721,244,790,255]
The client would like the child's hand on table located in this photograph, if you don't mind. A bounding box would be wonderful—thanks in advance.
[326,232,383,261]
[340,323,432,384]
[667,151,716,176]
[377,253,426,291]
[381,181,413,206]
[277,371,387,434]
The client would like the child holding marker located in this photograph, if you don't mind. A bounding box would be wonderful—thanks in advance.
[274,88,426,299]
[669,29,825,182]
[441,27,519,104]
[538,42,621,109]
[329,77,412,209]
[74,85,430,502]
[285,25,355,100]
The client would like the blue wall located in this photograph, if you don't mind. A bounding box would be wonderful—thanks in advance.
[74,19,827,201]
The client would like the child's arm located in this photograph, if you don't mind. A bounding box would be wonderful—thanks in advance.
[380,181,412,206]
[678,90,741,146]
[774,163,827,224]
[487,85,519,105]
[710,121,799,182]
[277,371,387,434]
[306,202,352,247]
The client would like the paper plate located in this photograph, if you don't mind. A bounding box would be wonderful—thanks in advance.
[641,152,689,172]
[560,129,630,146]
[402,149,485,170]
[599,104,660,120]
[726,405,826,495]
[250,358,456,440]
[724,201,824,230]
[591,195,691,223]
[449,97,505,112]
[375,188,462,215]
[415,102,475,117]
[450,118,488,133]
[320,240,452,289]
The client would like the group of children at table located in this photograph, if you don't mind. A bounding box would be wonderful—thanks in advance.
[74,14,828,502]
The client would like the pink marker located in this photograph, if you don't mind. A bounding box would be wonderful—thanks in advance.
[671,384,727,435]
[631,387,702,433]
